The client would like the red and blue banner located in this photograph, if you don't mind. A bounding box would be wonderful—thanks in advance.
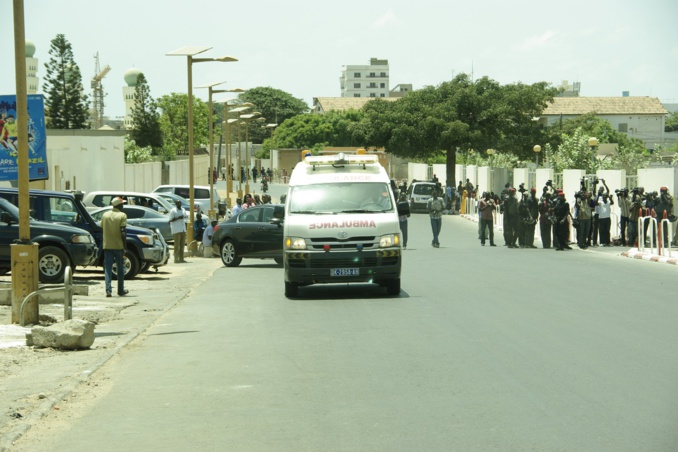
[0,94,48,181]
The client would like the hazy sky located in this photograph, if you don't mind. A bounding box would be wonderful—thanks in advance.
[2,0,677,119]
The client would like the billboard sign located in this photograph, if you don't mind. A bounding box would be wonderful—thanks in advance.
[0,94,48,181]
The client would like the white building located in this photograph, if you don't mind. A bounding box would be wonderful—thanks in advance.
[539,97,669,150]
[340,58,390,98]
[122,67,142,129]
[26,39,39,94]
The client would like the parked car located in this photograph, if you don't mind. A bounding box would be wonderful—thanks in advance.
[0,189,168,279]
[82,191,174,215]
[406,181,438,213]
[211,204,284,267]
[90,205,173,244]
[152,185,221,216]
[154,192,203,216]
[0,198,98,283]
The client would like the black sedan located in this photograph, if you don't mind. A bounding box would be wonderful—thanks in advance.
[212,204,284,267]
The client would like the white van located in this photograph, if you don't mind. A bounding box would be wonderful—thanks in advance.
[283,153,403,297]
[152,185,220,215]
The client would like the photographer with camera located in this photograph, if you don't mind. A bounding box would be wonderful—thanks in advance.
[627,187,643,247]
[574,190,592,249]
[655,186,675,247]
[538,181,555,248]
[596,182,614,246]
[478,192,497,246]
[616,188,631,246]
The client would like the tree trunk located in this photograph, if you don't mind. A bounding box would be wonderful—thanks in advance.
[446,149,457,188]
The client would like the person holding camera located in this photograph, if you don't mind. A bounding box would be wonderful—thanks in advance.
[478,192,497,246]
[628,189,643,247]
[597,188,614,247]
[575,191,592,249]
[655,186,674,247]
[539,182,555,248]
[617,188,631,246]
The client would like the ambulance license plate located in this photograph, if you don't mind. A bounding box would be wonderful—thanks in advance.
[331,268,359,277]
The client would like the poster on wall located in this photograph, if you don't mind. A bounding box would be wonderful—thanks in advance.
[0,94,48,181]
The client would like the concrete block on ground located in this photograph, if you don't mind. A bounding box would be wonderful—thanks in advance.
[26,318,95,349]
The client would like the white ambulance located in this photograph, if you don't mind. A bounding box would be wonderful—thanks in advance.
[283,152,403,297]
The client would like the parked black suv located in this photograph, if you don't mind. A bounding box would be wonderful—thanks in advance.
[0,198,98,283]
[0,189,169,279]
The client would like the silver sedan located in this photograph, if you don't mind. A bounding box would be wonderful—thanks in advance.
[90,205,174,243]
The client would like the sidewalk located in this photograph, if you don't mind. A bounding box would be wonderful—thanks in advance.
[0,255,223,450]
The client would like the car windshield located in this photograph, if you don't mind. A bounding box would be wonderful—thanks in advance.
[413,184,435,195]
[289,182,393,214]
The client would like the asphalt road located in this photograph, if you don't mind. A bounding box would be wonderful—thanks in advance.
[12,212,678,451]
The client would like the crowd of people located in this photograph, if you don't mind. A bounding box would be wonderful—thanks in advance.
[473,179,676,251]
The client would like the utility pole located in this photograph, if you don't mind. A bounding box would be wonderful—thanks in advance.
[11,0,39,325]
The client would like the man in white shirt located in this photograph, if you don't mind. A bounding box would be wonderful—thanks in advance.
[169,200,188,263]
[598,193,614,247]
[202,218,218,258]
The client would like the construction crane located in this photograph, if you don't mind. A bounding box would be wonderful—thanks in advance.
[91,52,111,129]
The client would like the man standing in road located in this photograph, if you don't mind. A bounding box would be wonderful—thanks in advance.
[428,188,444,248]
[169,199,187,263]
[478,192,496,246]
[102,197,128,297]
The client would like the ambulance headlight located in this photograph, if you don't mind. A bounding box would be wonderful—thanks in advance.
[379,234,397,248]
[285,237,307,250]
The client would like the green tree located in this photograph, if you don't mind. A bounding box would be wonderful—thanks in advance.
[360,74,556,186]
[130,73,163,153]
[666,111,678,132]
[236,87,309,144]
[43,34,90,129]
[156,93,209,160]
[123,136,154,163]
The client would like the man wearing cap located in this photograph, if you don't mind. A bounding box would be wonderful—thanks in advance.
[202,218,218,258]
[169,199,188,263]
[102,197,128,297]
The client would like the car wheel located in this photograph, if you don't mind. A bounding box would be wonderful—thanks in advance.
[38,246,69,283]
[284,281,298,298]
[385,278,401,296]
[273,257,283,266]
[220,240,242,267]
[112,252,140,280]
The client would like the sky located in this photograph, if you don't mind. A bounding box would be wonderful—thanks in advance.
[2,0,677,119]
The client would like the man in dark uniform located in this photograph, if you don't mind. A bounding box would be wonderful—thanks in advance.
[553,190,573,251]
[538,190,553,249]
[522,188,539,248]
[501,187,519,248]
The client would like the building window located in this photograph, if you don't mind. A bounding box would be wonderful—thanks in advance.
[354,83,361,89]
[380,72,387,77]
[354,93,361,97]
[354,72,361,78]
[368,83,377,88]
[369,72,375,78]
[370,93,376,98]
[380,93,385,97]
[618,123,628,133]
[380,83,385,88]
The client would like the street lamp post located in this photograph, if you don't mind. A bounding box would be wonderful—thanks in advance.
[533,145,542,167]
[241,112,263,194]
[486,148,495,166]
[166,46,236,250]
[214,91,246,204]
[197,81,226,219]
[228,104,253,197]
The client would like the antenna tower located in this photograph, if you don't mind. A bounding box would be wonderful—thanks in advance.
[91,52,111,129]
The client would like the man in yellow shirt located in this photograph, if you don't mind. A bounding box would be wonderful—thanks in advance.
[1,114,18,152]
[102,197,128,297]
